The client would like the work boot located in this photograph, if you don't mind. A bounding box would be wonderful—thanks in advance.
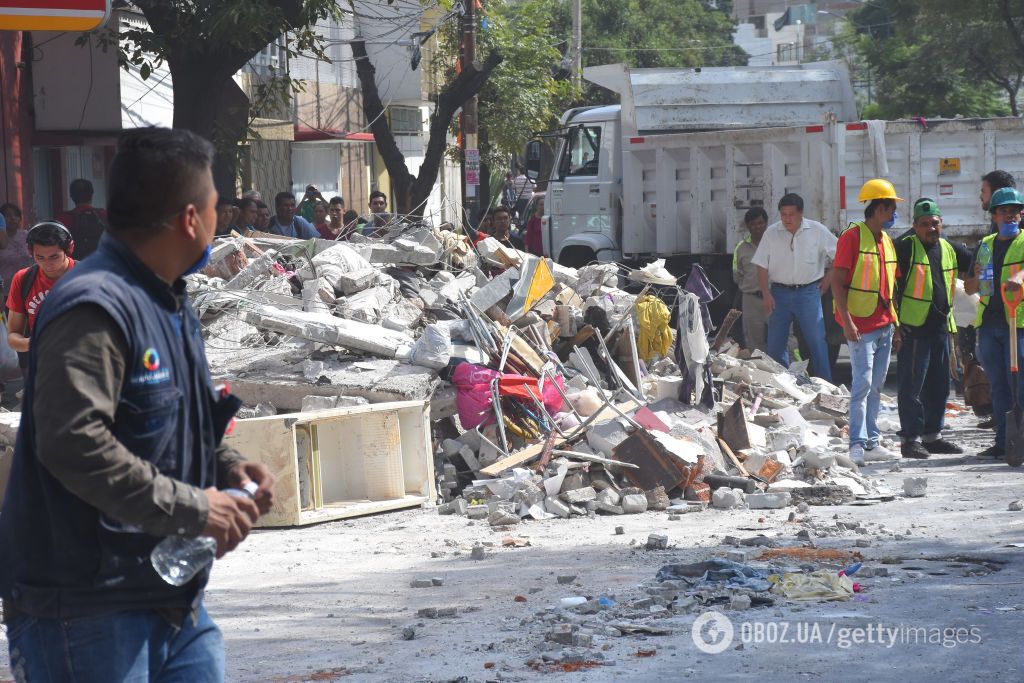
[901,441,931,459]
[978,445,1005,459]
[923,439,963,455]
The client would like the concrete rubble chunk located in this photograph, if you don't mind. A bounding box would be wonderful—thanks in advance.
[712,488,746,509]
[241,305,410,357]
[620,494,649,514]
[560,487,598,504]
[746,492,792,509]
[336,268,378,295]
[646,534,669,550]
[545,496,571,518]
[437,498,468,516]
[903,477,928,498]
[469,267,520,312]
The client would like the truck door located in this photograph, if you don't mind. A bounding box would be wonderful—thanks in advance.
[547,124,616,266]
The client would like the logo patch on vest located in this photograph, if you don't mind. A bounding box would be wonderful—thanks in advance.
[131,346,170,385]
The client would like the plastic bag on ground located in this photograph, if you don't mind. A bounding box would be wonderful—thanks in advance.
[769,570,854,601]
[405,324,452,370]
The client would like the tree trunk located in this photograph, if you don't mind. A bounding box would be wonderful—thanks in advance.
[352,39,503,220]
[168,59,250,197]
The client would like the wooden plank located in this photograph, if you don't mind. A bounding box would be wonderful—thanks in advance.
[479,400,640,477]
[717,437,751,478]
[711,308,742,351]
[717,398,752,452]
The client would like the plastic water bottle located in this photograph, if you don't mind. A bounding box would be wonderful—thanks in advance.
[151,481,258,586]
[979,242,994,298]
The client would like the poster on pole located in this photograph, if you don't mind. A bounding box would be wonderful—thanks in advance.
[465,148,480,186]
[0,1,111,31]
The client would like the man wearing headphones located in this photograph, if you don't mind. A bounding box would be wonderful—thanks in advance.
[5,222,77,364]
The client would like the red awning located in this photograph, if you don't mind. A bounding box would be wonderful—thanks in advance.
[294,126,374,143]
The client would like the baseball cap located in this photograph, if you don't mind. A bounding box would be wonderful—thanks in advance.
[913,198,942,220]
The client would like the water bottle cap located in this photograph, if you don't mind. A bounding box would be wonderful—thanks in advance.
[242,480,259,497]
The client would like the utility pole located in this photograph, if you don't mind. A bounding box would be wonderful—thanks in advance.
[460,0,480,231]
[571,0,581,90]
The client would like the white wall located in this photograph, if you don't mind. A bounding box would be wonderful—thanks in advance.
[32,30,120,131]
[353,0,424,105]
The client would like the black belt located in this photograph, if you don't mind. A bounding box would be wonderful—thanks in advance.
[742,291,763,298]
[771,279,820,290]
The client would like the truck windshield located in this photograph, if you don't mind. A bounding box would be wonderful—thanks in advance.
[561,125,601,177]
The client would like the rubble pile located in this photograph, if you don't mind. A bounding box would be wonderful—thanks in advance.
[185,225,902,527]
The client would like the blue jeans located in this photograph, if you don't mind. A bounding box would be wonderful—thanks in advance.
[848,324,894,447]
[767,283,833,382]
[6,605,224,682]
[897,330,950,442]
[976,323,1024,449]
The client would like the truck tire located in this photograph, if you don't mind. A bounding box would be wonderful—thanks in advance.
[558,246,596,269]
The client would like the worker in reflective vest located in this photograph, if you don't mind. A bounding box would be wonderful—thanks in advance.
[964,187,1024,459]
[832,178,902,465]
[894,198,973,459]
[733,207,769,353]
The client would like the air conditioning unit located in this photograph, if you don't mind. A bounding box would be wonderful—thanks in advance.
[270,54,280,69]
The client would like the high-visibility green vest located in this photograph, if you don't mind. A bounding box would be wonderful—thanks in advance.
[898,235,957,332]
[844,221,898,320]
[974,232,1024,328]
[732,234,751,272]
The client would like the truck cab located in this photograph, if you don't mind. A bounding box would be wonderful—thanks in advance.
[541,107,622,267]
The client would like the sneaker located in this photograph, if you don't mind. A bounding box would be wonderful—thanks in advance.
[978,417,996,429]
[923,439,963,455]
[901,441,931,459]
[849,443,866,466]
[978,445,1005,459]
[863,444,900,462]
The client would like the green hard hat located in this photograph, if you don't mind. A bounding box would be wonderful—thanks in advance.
[913,198,942,220]
[989,186,1024,212]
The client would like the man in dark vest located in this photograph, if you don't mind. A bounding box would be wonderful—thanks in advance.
[0,127,275,681]
[894,198,972,459]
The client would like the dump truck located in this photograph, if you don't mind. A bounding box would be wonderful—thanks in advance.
[527,62,1024,279]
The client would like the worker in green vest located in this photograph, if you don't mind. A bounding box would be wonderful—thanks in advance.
[894,198,973,458]
[733,207,769,353]
[964,187,1024,459]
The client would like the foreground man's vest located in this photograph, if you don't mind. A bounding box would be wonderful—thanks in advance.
[0,235,239,618]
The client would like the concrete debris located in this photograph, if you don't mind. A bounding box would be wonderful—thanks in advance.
[903,477,928,498]
[180,227,907,547]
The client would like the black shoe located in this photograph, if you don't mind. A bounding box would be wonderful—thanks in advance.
[901,441,931,459]
[978,445,1005,459]
[978,418,996,429]
[923,439,964,455]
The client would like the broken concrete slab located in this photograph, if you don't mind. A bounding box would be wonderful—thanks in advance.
[241,305,410,357]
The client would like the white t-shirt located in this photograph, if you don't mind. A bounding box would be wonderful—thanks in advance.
[750,218,837,286]
[512,174,534,202]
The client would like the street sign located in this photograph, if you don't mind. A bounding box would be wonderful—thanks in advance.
[0,0,110,32]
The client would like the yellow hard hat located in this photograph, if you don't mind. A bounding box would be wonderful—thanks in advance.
[858,178,904,202]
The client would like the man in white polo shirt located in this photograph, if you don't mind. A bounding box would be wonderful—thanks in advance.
[751,193,838,381]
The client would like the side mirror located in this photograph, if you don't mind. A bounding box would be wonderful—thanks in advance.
[525,140,541,181]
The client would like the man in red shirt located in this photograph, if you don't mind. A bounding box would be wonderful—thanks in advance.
[6,222,77,371]
[831,178,903,465]
[57,179,108,259]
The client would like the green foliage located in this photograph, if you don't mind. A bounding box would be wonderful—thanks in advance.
[544,0,747,105]
[436,0,576,170]
[841,0,1022,118]
[575,0,746,71]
